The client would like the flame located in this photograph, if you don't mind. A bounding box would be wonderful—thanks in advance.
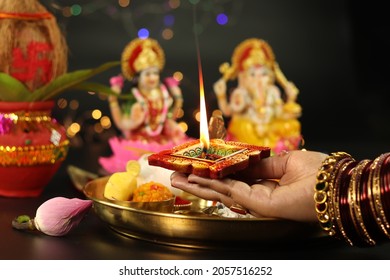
[197,52,209,150]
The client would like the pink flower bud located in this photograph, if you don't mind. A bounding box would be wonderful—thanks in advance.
[34,197,93,236]
[109,74,124,88]
[12,197,93,237]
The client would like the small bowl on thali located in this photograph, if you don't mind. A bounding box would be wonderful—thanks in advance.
[84,176,325,249]
[107,192,176,213]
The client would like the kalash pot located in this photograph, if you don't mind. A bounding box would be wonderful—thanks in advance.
[0,101,69,197]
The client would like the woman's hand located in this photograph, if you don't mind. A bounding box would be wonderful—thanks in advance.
[170,150,327,222]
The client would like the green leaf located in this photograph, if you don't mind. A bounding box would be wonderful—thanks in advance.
[0,73,31,101]
[28,61,120,102]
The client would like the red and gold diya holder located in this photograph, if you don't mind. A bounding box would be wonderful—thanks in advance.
[148,138,270,179]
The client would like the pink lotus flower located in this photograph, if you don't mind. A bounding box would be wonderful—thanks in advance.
[164,76,179,87]
[12,197,93,236]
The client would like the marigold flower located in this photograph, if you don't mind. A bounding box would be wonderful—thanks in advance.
[12,197,92,236]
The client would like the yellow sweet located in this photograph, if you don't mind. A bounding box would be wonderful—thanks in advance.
[126,160,141,177]
[104,160,141,201]
[132,182,173,202]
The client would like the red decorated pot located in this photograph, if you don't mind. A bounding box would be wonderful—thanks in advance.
[0,101,69,197]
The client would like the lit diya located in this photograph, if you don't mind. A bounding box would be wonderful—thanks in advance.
[148,138,270,179]
[148,45,270,178]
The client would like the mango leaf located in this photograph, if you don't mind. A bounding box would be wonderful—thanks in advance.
[28,61,120,102]
[0,73,31,102]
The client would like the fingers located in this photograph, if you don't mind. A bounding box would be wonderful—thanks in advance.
[170,172,226,202]
[186,174,276,216]
[238,151,291,180]
[171,172,306,220]
[240,150,326,181]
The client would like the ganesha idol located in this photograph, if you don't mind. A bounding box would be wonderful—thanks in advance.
[99,38,192,174]
[213,38,302,154]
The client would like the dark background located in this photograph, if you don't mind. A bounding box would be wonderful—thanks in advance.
[40,0,390,160]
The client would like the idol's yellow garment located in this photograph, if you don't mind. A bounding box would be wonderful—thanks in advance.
[227,115,301,152]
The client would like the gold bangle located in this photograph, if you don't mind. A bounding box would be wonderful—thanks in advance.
[314,152,353,237]
[349,159,375,246]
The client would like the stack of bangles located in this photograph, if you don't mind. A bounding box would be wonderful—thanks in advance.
[315,152,390,246]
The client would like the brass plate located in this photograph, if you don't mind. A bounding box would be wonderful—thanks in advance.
[84,177,324,249]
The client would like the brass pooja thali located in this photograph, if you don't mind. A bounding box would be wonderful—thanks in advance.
[84,176,324,249]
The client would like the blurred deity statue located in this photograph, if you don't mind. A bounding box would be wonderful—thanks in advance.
[108,37,186,144]
[100,38,191,174]
[213,38,302,153]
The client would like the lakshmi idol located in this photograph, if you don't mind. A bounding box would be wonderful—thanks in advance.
[108,37,186,143]
[99,38,190,174]
[213,38,302,154]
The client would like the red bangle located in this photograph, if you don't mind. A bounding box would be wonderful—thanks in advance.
[350,159,375,246]
[381,154,390,222]
[339,160,360,245]
[333,158,356,245]
[360,160,385,242]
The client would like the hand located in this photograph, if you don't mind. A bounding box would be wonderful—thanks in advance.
[170,150,327,222]
[213,78,227,98]
[285,81,299,102]
[109,74,124,95]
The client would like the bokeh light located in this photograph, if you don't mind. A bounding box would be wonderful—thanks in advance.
[67,123,81,137]
[178,121,188,133]
[173,71,183,81]
[164,15,175,26]
[175,108,184,119]
[70,4,82,16]
[69,100,79,110]
[138,28,149,39]
[168,0,181,9]
[216,13,228,25]
[162,28,174,40]
[194,110,201,122]
[94,123,104,133]
[61,7,72,17]
[57,98,67,109]
[100,116,112,129]
[118,0,130,8]
[92,109,102,120]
